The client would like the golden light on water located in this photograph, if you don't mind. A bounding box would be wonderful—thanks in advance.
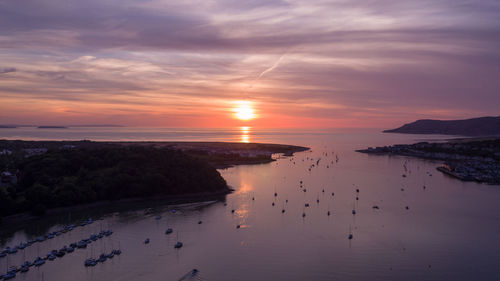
[241,126,250,143]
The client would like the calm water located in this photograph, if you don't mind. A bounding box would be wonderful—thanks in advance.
[1,127,500,281]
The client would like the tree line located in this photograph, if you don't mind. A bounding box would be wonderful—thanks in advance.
[0,146,228,217]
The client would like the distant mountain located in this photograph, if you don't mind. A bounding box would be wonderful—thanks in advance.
[384,116,500,136]
[69,124,123,127]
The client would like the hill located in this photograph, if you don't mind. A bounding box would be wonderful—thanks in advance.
[383,116,500,136]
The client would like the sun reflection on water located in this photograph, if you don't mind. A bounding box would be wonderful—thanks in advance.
[233,181,253,227]
[240,126,250,143]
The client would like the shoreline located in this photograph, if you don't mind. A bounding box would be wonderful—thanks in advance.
[0,188,233,226]
[0,140,309,223]
[0,139,309,169]
[356,138,500,185]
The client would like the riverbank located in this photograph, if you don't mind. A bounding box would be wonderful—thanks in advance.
[0,188,232,230]
[356,138,500,185]
[0,140,308,221]
[115,141,309,168]
[0,140,309,168]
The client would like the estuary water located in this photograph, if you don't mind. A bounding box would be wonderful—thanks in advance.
[1,127,500,281]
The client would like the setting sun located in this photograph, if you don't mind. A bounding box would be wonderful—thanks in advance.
[233,102,255,121]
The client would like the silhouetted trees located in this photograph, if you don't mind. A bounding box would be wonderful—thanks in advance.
[1,146,228,217]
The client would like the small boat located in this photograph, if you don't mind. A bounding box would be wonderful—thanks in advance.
[144,238,150,244]
[327,211,330,216]
[112,249,122,255]
[179,269,208,281]
[304,203,309,207]
[348,234,353,240]
[302,212,306,217]
[236,225,241,229]
[352,210,356,215]
[372,205,379,209]
[77,241,87,248]
[97,254,107,263]
[166,228,173,235]
[198,220,203,224]
[2,272,15,280]
[34,258,45,267]
[174,242,183,249]
[281,209,285,213]
[20,266,29,273]
[84,258,97,267]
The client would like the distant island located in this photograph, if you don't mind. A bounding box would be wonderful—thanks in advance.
[0,140,308,219]
[37,126,68,129]
[384,116,500,136]
[357,138,500,185]
[0,124,122,129]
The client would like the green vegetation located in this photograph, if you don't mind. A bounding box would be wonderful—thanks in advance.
[0,146,228,217]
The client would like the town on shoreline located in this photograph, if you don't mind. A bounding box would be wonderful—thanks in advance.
[356,138,500,185]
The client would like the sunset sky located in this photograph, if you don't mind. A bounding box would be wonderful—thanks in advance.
[1,0,499,128]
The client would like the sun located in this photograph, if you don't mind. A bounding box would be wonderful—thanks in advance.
[233,102,255,121]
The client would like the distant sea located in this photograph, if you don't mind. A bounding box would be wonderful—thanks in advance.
[0,126,449,145]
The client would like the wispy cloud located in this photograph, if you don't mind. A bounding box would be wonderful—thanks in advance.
[258,53,287,79]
